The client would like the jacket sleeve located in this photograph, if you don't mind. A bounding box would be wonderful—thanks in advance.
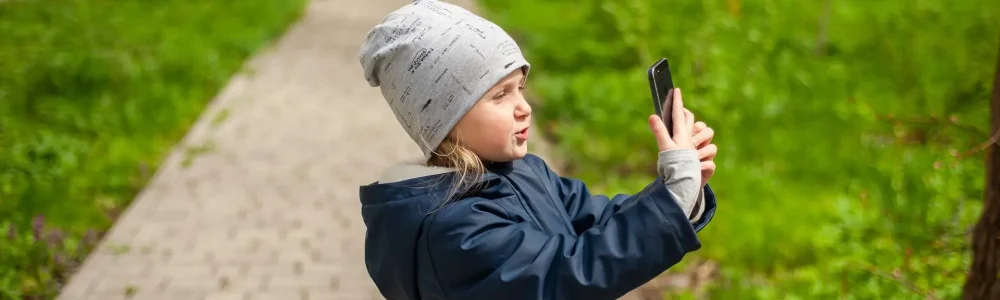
[524,154,716,235]
[422,176,709,300]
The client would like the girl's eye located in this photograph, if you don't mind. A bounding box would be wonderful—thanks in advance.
[492,93,506,102]
[491,85,524,102]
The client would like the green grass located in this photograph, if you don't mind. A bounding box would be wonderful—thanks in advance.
[478,0,998,298]
[0,0,306,298]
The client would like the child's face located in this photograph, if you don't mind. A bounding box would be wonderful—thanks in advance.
[451,68,532,163]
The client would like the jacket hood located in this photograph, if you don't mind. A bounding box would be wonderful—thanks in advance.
[358,158,461,300]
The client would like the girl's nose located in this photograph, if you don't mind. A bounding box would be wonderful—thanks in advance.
[515,97,532,118]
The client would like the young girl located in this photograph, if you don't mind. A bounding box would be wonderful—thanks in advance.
[358,1,717,299]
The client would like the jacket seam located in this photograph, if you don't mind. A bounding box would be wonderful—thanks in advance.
[424,214,452,300]
[500,175,544,229]
[524,157,579,233]
[524,156,563,210]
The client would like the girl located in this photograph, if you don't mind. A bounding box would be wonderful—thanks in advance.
[358,1,717,299]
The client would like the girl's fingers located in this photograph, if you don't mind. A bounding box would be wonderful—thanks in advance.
[671,88,686,135]
[684,108,695,129]
[649,115,674,151]
[701,160,716,172]
[701,160,716,186]
[693,121,707,134]
[673,107,695,138]
[698,144,718,161]
[693,126,715,147]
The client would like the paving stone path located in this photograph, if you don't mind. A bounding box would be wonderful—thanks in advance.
[54,0,650,299]
[56,0,438,299]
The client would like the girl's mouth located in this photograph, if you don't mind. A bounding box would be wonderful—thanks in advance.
[514,127,529,141]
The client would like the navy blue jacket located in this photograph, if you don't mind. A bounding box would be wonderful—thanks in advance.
[359,154,716,300]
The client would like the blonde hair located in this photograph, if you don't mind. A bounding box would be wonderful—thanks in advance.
[427,133,486,205]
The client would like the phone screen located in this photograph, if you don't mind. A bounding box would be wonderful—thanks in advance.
[648,58,675,130]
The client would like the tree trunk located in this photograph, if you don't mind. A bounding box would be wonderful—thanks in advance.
[962,35,1000,300]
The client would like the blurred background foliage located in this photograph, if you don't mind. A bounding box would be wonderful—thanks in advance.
[2,0,998,298]
[0,0,306,298]
[478,0,999,298]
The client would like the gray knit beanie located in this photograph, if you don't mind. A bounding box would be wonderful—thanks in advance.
[359,0,531,161]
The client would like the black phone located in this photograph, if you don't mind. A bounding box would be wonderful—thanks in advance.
[648,58,675,133]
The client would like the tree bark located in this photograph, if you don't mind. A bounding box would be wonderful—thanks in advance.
[962,35,1000,300]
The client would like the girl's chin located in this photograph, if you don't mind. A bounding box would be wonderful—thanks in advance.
[511,142,529,158]
[483,142,529,162]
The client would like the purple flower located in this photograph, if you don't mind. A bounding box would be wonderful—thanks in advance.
[46,229,65,248]
[32,215,45,241]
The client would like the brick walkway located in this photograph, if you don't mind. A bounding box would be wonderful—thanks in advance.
[54,0,456,299]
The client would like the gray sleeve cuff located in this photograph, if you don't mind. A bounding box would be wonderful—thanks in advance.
[689,189,706,222]
[657,149,702,221]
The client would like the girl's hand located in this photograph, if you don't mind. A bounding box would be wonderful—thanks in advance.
[693,121,717,188]
[649,88,695,152]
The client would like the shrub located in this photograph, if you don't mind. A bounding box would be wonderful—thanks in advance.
[0,0,306,298]
[478,0,999,298]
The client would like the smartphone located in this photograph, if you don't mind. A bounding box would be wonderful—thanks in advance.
[648,58,675,133]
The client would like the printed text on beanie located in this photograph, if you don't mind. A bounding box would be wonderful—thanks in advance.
[359,0,530,161]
